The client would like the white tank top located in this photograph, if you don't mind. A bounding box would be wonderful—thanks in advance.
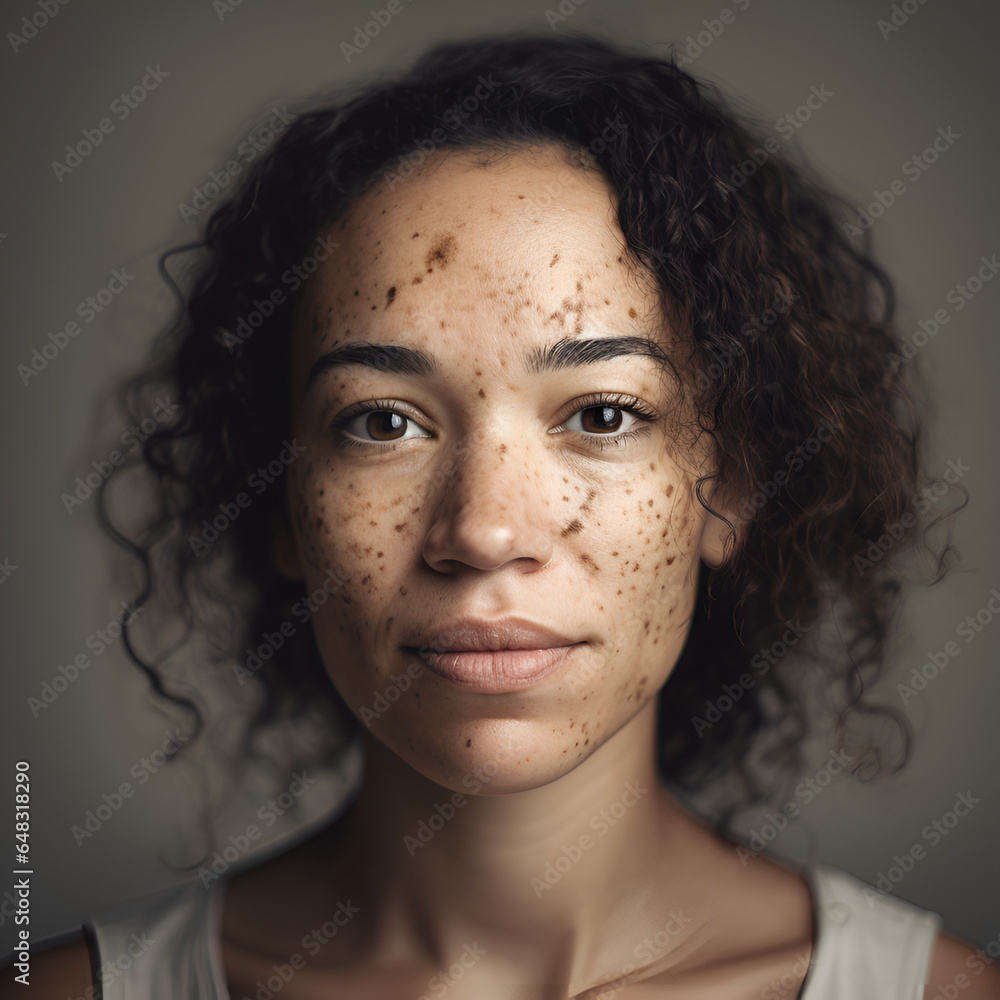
[75,863,941,998]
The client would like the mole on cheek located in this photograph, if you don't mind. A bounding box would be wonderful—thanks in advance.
[385,286,396,307]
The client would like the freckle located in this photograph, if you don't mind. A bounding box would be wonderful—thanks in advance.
[386,286,396,306]
[575,280,583,292]
[666,555,675,564]
[499,444,506,454]
[647,499,653,506]
[394,523,407,532]
[617,256,623,263]
[376,551,383,557]
[369,520,377,527]
[466,739,472,747]
[371,305,376,310]
[665,485,674,497]
[353,289,359,296]
[440,320,446,328]
[550,253,560,267]
[478,387,485,398]
[399,585,408,596]
[412,275,422,284]
[561,519,583,537]
[579,553,600,573]
[562,496,570,502]
[475,369,482,376]
[412,232,419,238]
[604,299,610,305]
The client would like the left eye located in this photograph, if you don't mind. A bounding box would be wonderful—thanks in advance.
[562,403,639,436]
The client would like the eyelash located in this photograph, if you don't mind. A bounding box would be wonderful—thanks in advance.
[329,393,658,454]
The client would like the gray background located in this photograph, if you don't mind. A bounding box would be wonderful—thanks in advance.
[1,0,997,957]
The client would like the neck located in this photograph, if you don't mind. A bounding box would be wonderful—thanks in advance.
[328,700,707,988]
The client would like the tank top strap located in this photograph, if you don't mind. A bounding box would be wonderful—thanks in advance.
[84,877,229,998]
[798,863,943,1000]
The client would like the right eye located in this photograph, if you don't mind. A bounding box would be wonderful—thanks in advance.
[330,400,434,451]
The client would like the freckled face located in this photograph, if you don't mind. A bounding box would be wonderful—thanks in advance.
[282,146,716,794]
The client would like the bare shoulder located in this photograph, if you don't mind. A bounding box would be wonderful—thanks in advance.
[925,930,1000,999]
[0,936,93,998]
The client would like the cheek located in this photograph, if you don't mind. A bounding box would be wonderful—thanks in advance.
[287,455,423,664]
[591,467,706,695]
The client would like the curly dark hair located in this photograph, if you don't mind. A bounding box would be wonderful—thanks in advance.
[99,31,961,845]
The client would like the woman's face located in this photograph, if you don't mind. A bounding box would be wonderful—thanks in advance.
[280,145,725,794]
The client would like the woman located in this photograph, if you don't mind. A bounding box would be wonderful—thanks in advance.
[10,32,995,999]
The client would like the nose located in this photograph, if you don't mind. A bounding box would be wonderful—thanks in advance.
[421,433,555,573]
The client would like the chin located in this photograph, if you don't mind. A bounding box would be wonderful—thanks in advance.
[370,713,609,796]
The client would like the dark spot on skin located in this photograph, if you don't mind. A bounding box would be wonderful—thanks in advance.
[412,232,419,238]
[576,280,583,292]
[561,519,584,537]
[371,305,376,310]
[579,553,600,573]
[549,253,560,267]
[478,388,486,398]
[665,484,674,497]
[518,194,525,199]
[666,555,676,565]
[353,289,359,296]
[579,489,597,513]
[425,234,456,270]
[399,586,408,596]
[412,275,423,284]
[394,523,407,532]
[628,307,637,318]
[386,286,396,306]
[499,444,507,454]
[466,739,472,746]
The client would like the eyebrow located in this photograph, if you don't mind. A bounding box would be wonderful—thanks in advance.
[305,336,672,390]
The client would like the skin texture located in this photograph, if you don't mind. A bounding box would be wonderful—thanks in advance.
[9,145,998,1000]
[277,143,729,798]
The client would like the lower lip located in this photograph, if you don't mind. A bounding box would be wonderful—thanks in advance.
[409,644,585,693]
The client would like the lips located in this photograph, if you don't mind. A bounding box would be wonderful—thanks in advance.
[403,616,586,693]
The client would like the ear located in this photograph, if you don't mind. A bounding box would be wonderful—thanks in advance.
[697,509,739,569]
[272,513,305,581]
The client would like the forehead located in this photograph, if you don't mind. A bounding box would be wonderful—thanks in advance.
[289,145,671,395]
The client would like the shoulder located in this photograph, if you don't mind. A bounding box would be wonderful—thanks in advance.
[926,929,1000,999]
[0,935,92,998]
